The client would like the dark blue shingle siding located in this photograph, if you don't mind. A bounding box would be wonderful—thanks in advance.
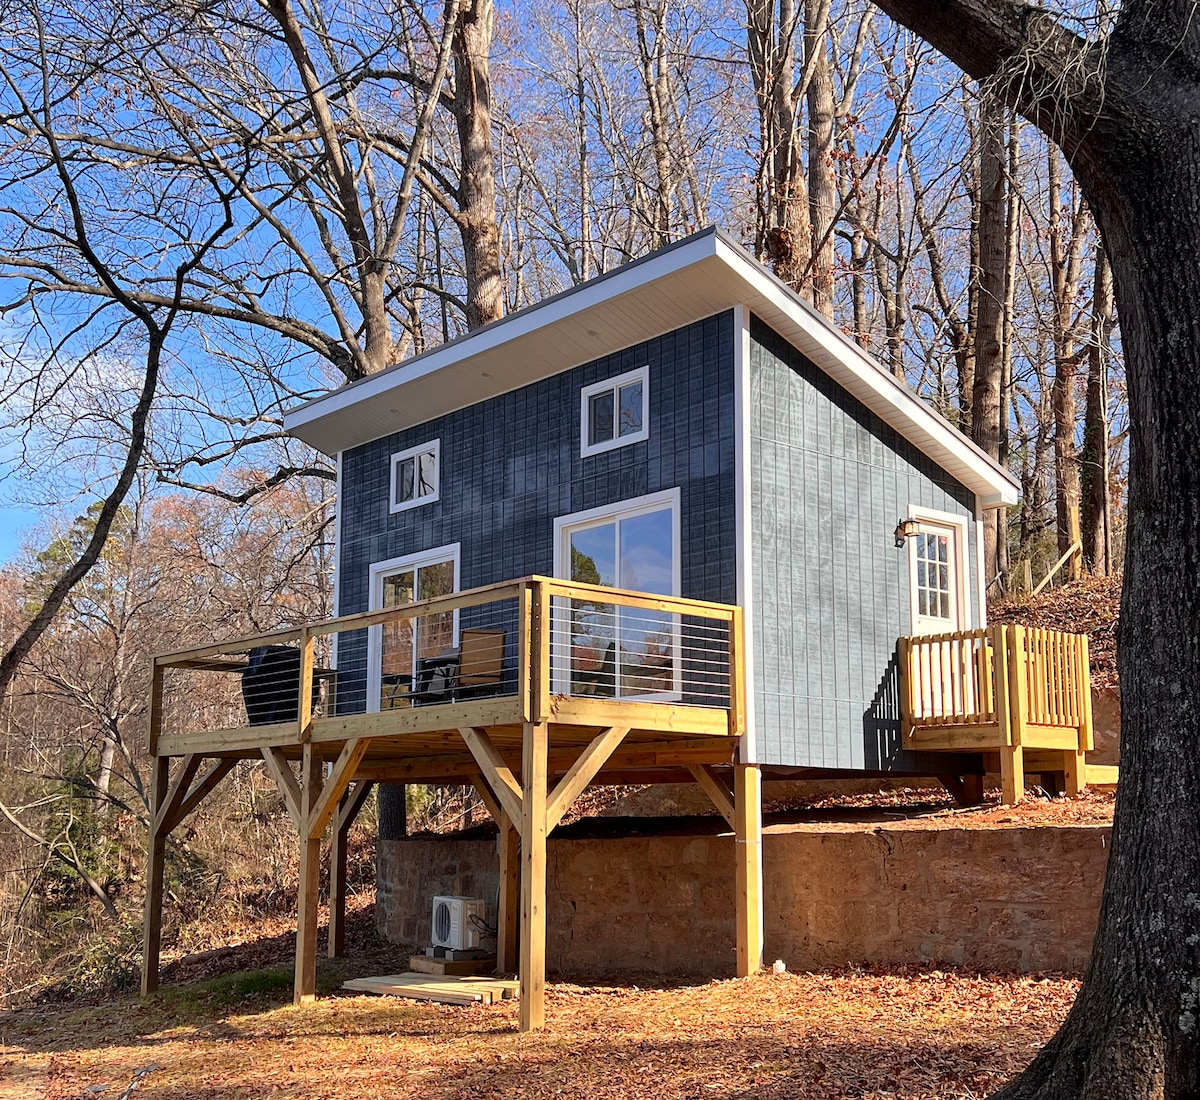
[335,312,737,711]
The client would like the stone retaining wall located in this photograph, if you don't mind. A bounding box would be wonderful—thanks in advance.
[378,822,1109,976]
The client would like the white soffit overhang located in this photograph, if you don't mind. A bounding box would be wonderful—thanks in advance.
[284,228,1019,507]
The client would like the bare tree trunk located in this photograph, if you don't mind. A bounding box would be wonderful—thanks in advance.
[632,0,674,246]
[805,1,836,318]
[1049,150,1089,561]
[972,93,1008,591]
[452,0,504,329]
[378,784,407,841]
[1081,247,1114,575]
[747,0,813,295]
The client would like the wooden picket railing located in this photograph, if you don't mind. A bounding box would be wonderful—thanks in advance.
[898,624,1097,803]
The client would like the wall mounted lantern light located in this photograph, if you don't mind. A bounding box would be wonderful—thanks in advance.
[893,518,920,548]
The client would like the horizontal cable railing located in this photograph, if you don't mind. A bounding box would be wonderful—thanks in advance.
[150,576,745,752]
[544,587,734,710]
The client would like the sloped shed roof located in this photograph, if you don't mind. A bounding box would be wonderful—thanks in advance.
[284,227,1018,507]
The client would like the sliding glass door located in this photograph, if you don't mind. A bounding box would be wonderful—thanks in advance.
[554,490,679,699]
[368,546,459,710]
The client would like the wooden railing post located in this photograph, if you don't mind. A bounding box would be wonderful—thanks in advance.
[1065,634,1094,796]
[519,582,533,722]
[298,627,315,742]
[1002,626,1028,804]
[147,660,164,756]
[897,636,913,741]
[728,606,746,736]
[534,579,551,723]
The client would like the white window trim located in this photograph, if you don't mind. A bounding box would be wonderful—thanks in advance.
[552,488,682,700]
[905,505,970,635]
[389,439,441,514]
[579,365,650,457]
[366,542,461,713]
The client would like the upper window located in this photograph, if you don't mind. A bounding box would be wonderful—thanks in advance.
[580,366,649,457]
[390,440,440,513]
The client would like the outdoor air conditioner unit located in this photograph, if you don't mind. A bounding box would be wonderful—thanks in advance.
[430,895,485,951]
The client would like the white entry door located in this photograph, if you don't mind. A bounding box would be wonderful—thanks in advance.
[908,515,967,636]
[367,544,460,711]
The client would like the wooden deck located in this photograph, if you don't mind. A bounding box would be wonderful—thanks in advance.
[899,624,1110,803]
[140,576,759,1032]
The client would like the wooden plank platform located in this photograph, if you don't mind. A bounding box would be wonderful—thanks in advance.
[408,953,499,976]
[343,972,519,1006]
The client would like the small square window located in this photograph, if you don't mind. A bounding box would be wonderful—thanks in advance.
[580,366,649,457]
[390,439,440,513]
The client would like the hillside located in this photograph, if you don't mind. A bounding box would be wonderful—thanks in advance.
[989,574,1122,688]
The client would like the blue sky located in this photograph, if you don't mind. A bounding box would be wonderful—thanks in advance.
[0,504,34,563]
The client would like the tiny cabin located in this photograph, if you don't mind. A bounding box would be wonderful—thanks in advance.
[142,228,1100,1030]
[288,226,1019,777]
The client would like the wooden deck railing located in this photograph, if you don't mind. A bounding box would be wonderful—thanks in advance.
[898,624,1095,802]
[149,576,746,756]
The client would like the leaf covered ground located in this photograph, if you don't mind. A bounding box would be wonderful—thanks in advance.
[2,966,1078,1100]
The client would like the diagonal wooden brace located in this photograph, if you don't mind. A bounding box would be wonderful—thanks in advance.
[261,747,302,828]
[307,739,369,841]
[469,772,503,825]
[162,758,237,834]
[687,764,736,830]
[458,727,523,827]
[154,755,202,836]
[545,726,629,833]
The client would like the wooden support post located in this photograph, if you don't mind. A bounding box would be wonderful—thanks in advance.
[497,807,519,975]
[328,780,373,959]
[733,763,763,978]
[1066,633,1094,798]
[141,754,170,996]
[294,743,324,1004]
[519,721,548,1031]
[999,626,1026,804]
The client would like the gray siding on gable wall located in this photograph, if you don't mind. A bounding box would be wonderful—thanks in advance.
[335,312,737,710]
[749,316,979,771]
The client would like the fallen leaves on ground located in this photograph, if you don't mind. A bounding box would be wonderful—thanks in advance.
[2,967,1079,1100]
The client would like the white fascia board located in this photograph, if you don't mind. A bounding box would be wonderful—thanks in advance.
[712,236,1019,508]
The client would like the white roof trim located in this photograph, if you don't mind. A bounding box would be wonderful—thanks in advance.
[284,228,1018,507]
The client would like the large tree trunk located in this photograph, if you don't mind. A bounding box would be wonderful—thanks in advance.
[989,134,1200,1100]
[972,93,1008,591]
[452,0,504,330]
[863,0,1200,1088]
[805,3,837,319]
